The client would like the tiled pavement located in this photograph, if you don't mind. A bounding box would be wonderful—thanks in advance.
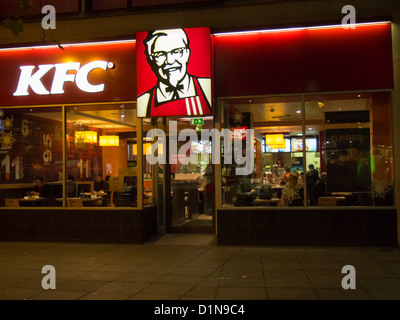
[1,233,400,300]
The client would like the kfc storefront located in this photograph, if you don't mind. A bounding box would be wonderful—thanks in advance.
[0,22,397,246]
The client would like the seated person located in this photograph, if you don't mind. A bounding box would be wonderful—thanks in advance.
[280,173,303,206]
[269,165,282,185]
[94,175,110,206]
[234,175,257,206]
[31,176,53,198]
[94,175,109,193]
[295,170,304,188]
[282,167,291,184]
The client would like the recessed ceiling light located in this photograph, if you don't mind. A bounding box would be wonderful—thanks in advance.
[296,110,301,113]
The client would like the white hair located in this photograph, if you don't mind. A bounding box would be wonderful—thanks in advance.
[144,28,189,56]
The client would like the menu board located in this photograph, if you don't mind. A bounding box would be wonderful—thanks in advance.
[291,138,303,152]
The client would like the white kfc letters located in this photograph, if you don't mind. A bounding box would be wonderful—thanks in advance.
[13,60,110,96]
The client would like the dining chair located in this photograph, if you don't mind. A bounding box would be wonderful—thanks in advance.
[67,198,83,207]
[4,199,20,207]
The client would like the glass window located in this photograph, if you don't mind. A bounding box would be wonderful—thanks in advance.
[0,106,63,207]
[305,92,394,206]
[66,103,138,208]
[221,96,304,208]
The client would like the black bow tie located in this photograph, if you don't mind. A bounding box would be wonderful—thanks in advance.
[165,84,184,99]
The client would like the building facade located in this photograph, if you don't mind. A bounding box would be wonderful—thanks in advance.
[0,0,399,246]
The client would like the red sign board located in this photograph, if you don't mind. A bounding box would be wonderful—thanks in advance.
[214,23,393,96]
[0,41,136,106]
[136,27,212,117]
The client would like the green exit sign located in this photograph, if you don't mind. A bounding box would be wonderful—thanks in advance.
[190,118,204,125]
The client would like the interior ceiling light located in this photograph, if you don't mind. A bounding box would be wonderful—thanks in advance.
[132,143,156,155]
[75,131,97,144]
[99,135,119,146]
[265,134,284,146]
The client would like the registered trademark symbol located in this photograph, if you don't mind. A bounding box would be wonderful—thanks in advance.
[107,62,115,69]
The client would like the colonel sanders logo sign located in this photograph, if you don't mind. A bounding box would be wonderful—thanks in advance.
[137,27,212,117]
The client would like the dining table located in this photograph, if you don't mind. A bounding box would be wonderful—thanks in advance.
[18,197,44,207]
[18,196,103,207]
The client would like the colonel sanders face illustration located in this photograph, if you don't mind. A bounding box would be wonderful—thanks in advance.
[137,27,212,117]
[145,29,191,88]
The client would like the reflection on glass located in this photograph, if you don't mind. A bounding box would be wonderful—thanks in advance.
[305,92,393,207]
[221,96,304,207]
[0,107,63,207]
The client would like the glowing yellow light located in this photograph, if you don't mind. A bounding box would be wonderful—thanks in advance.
[265,134,284,146]
[270,143,286,149]
[132,143,161,155]
[144,143,152,154]
[75,131,97,144]
[99,135,119,146]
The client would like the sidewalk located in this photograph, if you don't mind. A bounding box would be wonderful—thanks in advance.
[1,233,400,300]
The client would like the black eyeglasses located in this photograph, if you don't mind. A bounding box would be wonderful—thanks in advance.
[151,47,187,63]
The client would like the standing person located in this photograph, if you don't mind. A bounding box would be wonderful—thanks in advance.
[309,172,327,206]
[306,164,319,191]
[137,28,212,117]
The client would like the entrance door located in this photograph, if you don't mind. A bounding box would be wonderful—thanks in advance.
[164,117,215,234]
